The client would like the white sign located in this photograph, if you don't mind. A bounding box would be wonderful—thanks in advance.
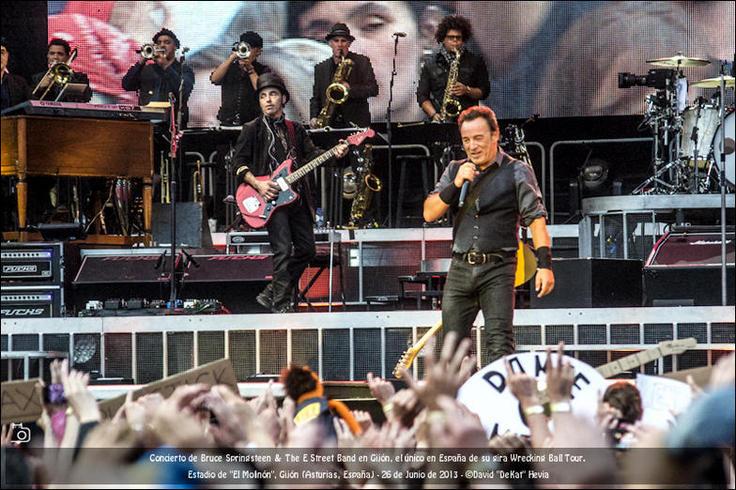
[636,374,693,429]
[457,352,606,437]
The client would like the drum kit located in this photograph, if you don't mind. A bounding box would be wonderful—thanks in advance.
[628,54,734,195]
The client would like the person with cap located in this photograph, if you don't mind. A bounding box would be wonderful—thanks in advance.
[210,31,271,126]
[309,22,378,129]
[1,38,30,111]
[31,38,92,103]
[233,73,349,313]
[122,28,195,126]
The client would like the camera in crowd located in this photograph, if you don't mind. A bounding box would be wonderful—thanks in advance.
[618,69,676,90]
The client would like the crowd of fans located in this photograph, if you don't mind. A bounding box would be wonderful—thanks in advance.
[2,334,734,487]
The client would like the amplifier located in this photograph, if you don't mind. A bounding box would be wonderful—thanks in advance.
[184,254,273,282]
[74,249,176,284]
[1,242,63,285]
[0,285,64,318]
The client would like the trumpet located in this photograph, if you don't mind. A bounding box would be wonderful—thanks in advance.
[32,48,78,100]
[232,41,251,60]
[136,43,166,60]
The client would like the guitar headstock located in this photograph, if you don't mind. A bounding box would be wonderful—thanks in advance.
[345,128,376,147]
[658,338,697,355]
[393,348,418,379]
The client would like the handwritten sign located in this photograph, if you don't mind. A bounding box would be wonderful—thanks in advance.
[457,353,606,437]
[98,358,238,419]
[636,373,693,429]
[1,379,43,424]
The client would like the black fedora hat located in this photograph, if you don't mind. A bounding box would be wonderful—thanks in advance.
[325,23,355,42]
[256,73,290,102]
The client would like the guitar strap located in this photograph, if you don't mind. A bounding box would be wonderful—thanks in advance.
[284,119,297,161]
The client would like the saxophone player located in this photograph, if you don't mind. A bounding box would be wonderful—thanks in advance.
[417,16,489,122]
[309,23,378,129]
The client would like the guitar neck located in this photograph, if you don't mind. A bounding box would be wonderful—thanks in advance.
[285,147,339,184]
[595,346,664,379]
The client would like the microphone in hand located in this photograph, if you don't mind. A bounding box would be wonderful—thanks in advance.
[458,180,470,208]
[393,32,407,37]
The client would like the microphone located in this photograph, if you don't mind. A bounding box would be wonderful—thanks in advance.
[458,180,470,208]
[393,32,407,37]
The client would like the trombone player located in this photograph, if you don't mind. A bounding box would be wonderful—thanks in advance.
[210,31,271,126]
[122,28,195,127]
[31,38,91,103]
[310,23,378,129]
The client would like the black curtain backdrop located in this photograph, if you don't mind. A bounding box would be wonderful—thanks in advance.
[1,1,49,84]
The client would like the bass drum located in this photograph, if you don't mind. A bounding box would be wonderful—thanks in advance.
[711,111,735,185]
[680,104,720,163]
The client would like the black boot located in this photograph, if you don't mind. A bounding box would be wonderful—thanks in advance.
[256,283,274,310]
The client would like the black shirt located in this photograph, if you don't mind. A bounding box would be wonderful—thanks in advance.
[121,60,195,125]
[416,49,491,120]
[431,150,547,253]
[214,60,270,126]
[1,72,30,110]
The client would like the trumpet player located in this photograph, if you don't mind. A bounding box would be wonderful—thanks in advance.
[210,31,271,126]
[310,23,378,129]
[122,28,195,126]
[416,16,489,122]
[31,38,91,103]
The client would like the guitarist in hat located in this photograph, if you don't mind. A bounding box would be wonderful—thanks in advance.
[233,73,348,313]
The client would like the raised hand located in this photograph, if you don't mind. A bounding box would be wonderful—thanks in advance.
[545,342,574,403]
[367,372,395,405]
[399,332,475,410]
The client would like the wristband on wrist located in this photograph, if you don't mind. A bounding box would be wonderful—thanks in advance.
[536,246,552,269]
[382,402,393,414]
[523,404,545,417]
[438,183,461,204]
[549,401,571,413]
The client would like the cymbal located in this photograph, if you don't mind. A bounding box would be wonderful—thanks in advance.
[691,76,735,88]
[646,55,711,67]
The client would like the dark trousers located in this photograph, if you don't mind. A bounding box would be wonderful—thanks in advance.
[266,199,316,309]
[441,256,517,365]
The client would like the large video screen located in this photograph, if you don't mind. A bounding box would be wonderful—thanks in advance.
[47,1,734,127]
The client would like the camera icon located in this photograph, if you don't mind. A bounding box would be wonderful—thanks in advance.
[9,423,31,444]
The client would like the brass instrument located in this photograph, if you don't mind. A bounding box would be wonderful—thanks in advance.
[349,144,381,224]
[232,41,251,59]
[314,56,353,128]
[32,48,78,101]
[439,48,462,121]
[192,159,204,202]
[160,151,170,204]
[137,43,166,60]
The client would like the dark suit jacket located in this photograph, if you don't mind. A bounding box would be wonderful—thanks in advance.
[1,73,30,110]
[122,60,195,126]
[310,51,378,128]
[31,70,92,103]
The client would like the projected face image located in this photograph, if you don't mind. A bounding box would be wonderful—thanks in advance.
[297,0,425,121]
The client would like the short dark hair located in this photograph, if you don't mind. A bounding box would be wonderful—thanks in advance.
[434,15,473,44]
[458,105,499,133]
[603,381,643,425]
[48,38,71,56]
[153,28,180,48]
[240,31,263,48]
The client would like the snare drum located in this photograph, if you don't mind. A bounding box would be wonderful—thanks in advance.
[680,104,721,163]
[711,111,735,185]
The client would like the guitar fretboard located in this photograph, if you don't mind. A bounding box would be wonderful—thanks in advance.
[285,147,339,185]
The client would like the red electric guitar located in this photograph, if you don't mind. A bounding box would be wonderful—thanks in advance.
[236,128,375,229]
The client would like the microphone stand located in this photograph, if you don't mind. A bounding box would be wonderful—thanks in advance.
[386,33,401,228]
[166,51,186,306]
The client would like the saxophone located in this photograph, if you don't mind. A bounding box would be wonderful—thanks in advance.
[315,56,353,128]
[349,144,381,224]
[439,48,462,121]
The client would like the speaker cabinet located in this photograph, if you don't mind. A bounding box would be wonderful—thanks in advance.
[530,258,643,308]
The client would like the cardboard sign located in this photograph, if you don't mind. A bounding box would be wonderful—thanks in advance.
[457,353,606,437]
[1,379,43,424]
[98,358,238,419]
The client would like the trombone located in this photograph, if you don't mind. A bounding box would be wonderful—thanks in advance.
[32,47,78,101]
